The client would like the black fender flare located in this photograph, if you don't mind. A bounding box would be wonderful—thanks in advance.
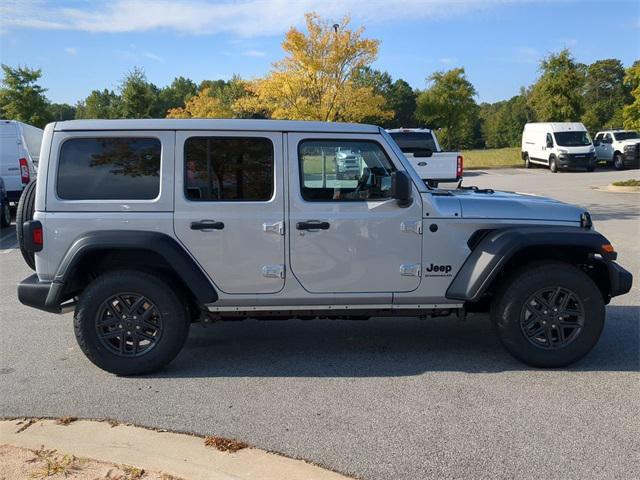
[445,226,613,302]
[45,230,217,308]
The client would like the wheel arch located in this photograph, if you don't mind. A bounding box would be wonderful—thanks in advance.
[446,227,618,306]
[46,231,217,314]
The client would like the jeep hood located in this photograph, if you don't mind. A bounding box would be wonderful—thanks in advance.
[434,189,584,224]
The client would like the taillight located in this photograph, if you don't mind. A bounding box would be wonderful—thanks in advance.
[25,220,43,252]
[19,158,30,184]
[456,155,464,179]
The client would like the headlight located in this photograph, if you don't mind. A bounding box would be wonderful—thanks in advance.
[558,148,569,154]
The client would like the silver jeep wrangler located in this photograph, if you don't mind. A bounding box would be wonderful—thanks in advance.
[17,119,632,375]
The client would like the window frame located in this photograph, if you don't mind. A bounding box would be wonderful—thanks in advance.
[55,135,162,202]
[297,138,397,203]
[182,135,276,203]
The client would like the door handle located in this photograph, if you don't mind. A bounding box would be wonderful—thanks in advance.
[296,220,330,231]
[190,220,224,230]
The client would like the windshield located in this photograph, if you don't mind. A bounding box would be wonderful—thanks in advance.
[613,131,640,141]
[554,131,592,147]
[388,132,438,153]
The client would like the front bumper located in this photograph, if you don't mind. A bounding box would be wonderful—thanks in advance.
[606,261,633,298]
[557,153,596,169]
[17,274,69,314]
[623,144,640,168]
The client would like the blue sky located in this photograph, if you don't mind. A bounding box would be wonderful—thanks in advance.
[1,0,638,106]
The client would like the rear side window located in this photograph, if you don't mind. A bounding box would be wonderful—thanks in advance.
[57,137,161,200]
[184,137,274,201]
[388,132,437,153]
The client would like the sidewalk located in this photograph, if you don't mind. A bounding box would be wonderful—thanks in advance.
[0,419,353,480]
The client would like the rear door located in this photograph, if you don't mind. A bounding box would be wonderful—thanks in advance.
[0,122,21,193]
[287,133,423,294]
[173,131,285,294]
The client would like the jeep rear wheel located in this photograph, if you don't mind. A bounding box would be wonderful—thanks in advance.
[491,261,604,367]
[74,270,190,375]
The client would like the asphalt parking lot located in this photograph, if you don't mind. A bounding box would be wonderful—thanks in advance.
[1,167,638,480]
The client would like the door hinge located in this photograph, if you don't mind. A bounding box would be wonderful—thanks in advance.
[262,264,285,279]
[400,220,422,235]
[400,263,422,277]
[263,221,284,235]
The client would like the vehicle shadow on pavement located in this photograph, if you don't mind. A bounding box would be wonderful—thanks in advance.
[153,305,639,378]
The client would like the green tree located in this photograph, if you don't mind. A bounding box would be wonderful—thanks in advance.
[386,79,417,128]
[0,64,52,127]
[581,59,627,132]
[158,76,197,115]
[415,67,478,149]
[528,49,585,122]
[118,67,160,118]
[75,89,120,119]
[481,90,533,148]
[48,103,76,121]
[623,61,640,130]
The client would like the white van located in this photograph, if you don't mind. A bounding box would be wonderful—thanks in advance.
[0,120,43,202]
[521,122,596,173]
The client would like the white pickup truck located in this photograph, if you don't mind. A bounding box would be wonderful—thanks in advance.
[387,128,462,186]
[593,130,640,170]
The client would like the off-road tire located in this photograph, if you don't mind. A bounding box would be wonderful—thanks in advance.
[524,153,531,169]
[16,180,37,269]
[74,270,190,376]
[613,152,624,170]
[0,201,11,228]
[549,156,558,173]
[491,261,605,368]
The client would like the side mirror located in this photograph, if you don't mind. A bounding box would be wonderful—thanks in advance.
[593,140,601,146]
[391,171,413,208]
[546,140,554,148]
[412,148,433,158]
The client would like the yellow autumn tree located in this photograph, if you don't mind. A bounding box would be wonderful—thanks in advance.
[237,13,392,123]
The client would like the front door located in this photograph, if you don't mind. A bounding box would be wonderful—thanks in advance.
[287,133,423,294]
[173,131,285,294]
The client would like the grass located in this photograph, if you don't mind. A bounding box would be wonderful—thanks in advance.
[462,147,522,170]
[28,446,84,478]
[612,179,640,187]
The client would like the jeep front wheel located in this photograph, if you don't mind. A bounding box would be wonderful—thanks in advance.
[74,270,190,375]
[491,261,604,368]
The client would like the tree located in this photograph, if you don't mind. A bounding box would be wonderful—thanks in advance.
[528,49,584,122]
[158,76,197,115]
[237,13,391,123]
[167,76,259,118]
[75,89,120,119]
[386,79,417,128]
[623,61,640,130]
[581,59,627,132]
[48,103,76,121]
[118,67,161,118]
[414,67,478,149]
[0,64,52,127]
[481,90,533,148]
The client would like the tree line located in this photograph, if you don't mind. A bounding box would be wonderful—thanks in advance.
[1,13,638,150]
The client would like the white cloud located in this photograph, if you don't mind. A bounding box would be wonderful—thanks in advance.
[143,51,165,63]
[64,46,77,55]
[242,49,266,57]
[2,0,536,37]
[438,57,455,64]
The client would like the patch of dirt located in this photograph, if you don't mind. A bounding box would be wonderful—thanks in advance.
[204,435,249,453]
[0,444,184,480]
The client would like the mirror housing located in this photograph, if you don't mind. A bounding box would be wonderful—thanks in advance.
[593,139,601,146]
[411,148,433,158]
[391,171,413,208]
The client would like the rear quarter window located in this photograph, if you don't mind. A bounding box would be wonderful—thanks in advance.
[57,137,161,200]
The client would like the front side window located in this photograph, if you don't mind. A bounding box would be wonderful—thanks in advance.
[57,137,161,200]
[299,140,395,201]
[184,137,274,201]
[546,133,554,147]
[554,131,591,147]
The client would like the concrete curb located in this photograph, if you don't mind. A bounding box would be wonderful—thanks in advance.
[0,419,353,480]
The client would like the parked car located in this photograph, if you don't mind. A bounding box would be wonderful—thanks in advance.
[17,119,632,375]
[593,130,640,170]
[0,120,42,203]
[335,148,363,179]
[0,177,11,228]
[521,122,597,172]
[387,128,463,186]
